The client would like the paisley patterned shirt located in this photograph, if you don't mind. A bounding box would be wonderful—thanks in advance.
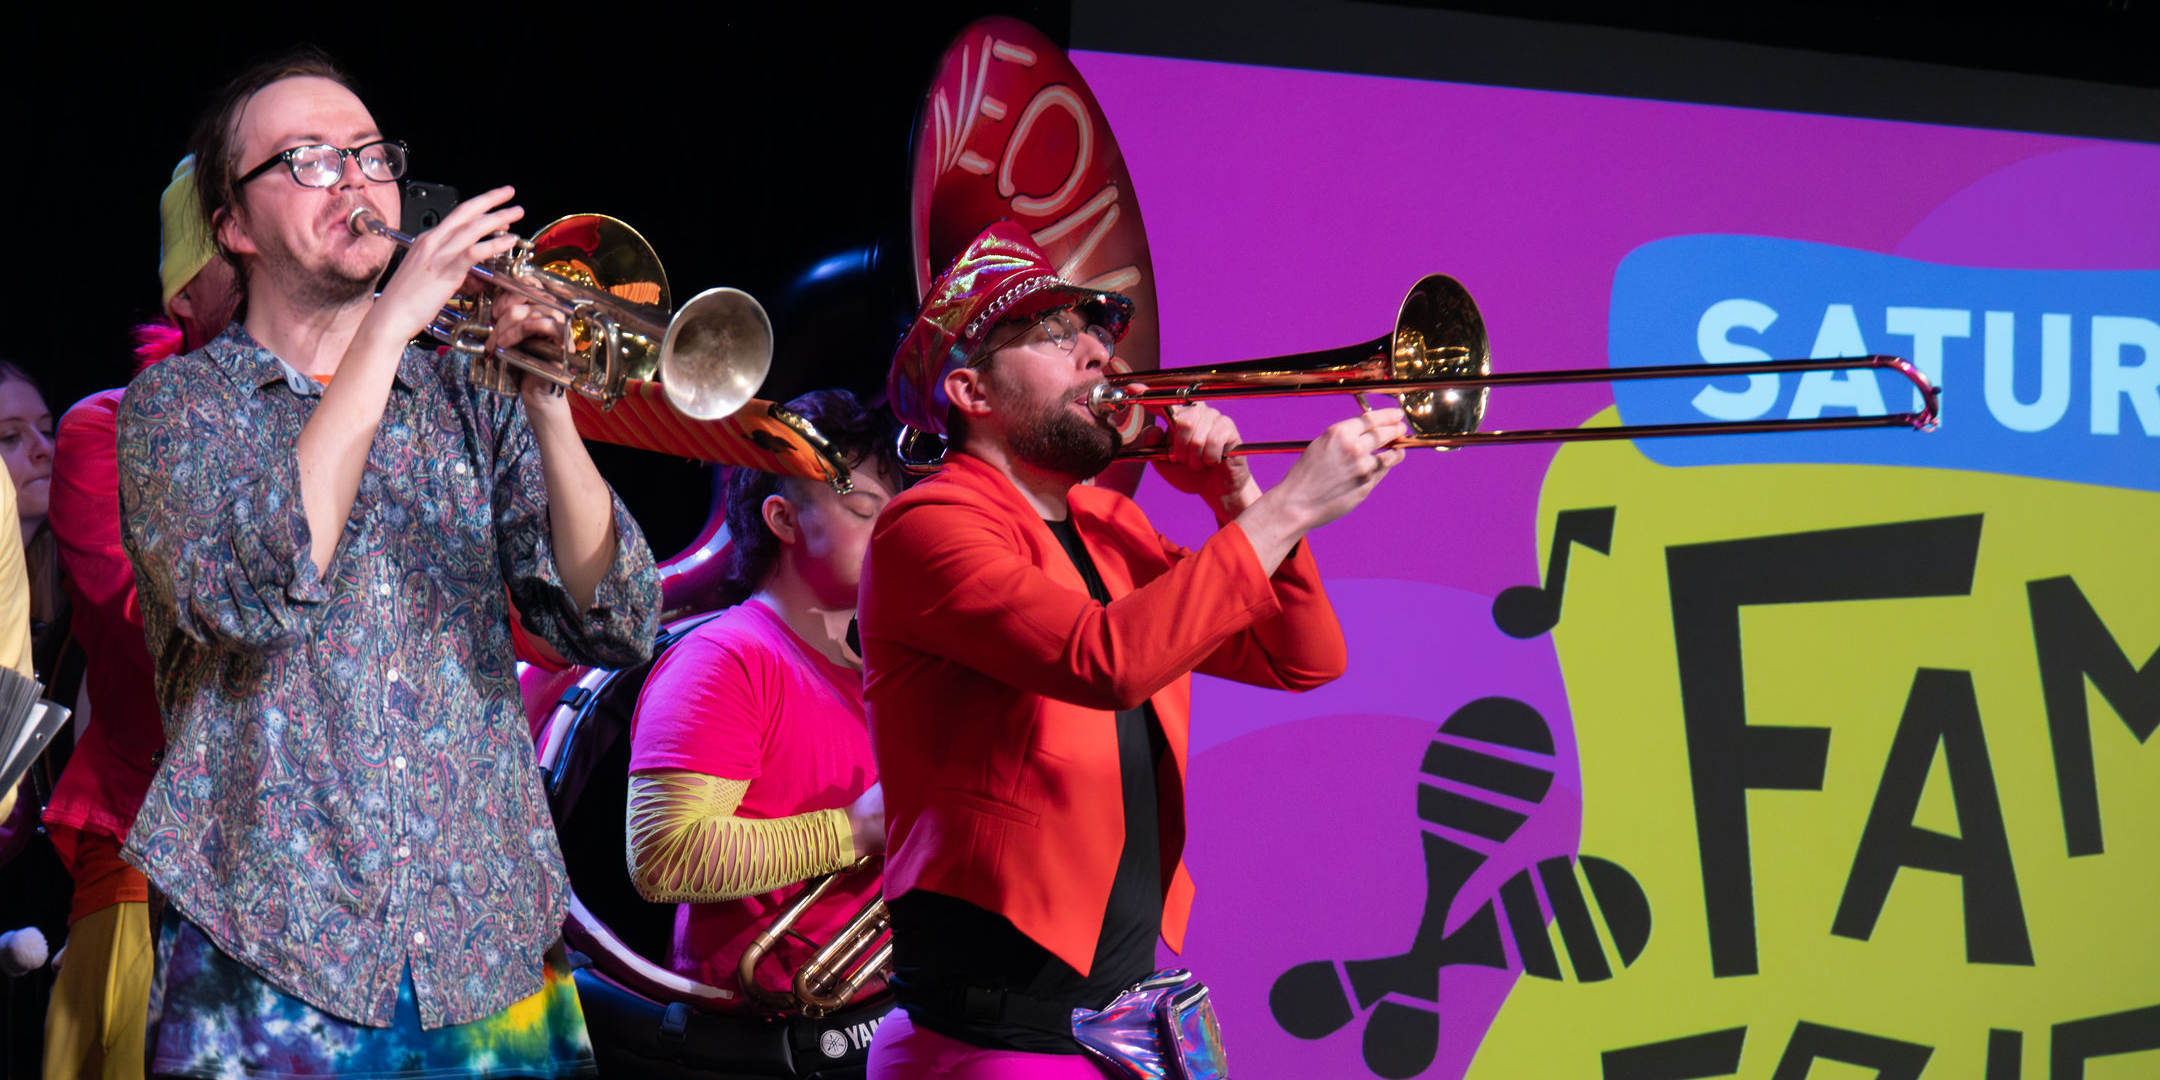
[117,324,660,1029]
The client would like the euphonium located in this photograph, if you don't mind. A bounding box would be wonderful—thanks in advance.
[736,859,891,1016]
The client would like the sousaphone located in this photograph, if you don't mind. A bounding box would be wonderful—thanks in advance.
[910,15,1164,494]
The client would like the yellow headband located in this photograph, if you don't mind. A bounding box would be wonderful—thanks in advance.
[159,155,217,315]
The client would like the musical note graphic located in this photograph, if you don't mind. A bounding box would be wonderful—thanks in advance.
[1491,507,1618,639]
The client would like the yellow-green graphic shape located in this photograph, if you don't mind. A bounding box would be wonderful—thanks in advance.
[1470,410,2160,1079]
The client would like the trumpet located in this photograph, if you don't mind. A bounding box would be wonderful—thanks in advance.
[348,207,773,420]
[1091,274,1938,458]
[736,860,890,1016]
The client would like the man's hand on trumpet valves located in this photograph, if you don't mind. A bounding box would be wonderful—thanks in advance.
[361,185,524,347]
[485,297,576,415]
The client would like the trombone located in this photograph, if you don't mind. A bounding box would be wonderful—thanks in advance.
[1089,274,1939,459]
[348,207,773,421]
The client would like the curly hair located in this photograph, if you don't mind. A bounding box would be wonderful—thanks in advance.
[713,389,901,609]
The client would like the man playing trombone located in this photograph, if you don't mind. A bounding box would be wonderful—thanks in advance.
[117,48,658,1078]
[860,221,1407,1078]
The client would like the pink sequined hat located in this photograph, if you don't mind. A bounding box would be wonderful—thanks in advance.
[887,220,1134,435]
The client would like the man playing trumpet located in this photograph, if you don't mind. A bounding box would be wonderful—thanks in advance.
[117,48,658,1077]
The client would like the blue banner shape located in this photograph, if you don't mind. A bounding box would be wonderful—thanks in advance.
[1608,235,2160,491]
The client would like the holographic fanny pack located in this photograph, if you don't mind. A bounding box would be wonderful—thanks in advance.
[1070,969,1229,1080]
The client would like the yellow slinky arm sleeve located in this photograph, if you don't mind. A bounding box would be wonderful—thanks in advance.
[626,769,856,904]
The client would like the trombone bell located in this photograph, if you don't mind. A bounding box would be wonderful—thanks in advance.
[1385,274,1489,441]
[1089,274,1492,446]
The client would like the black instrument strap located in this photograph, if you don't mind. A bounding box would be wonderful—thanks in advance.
[890,976,1073,1037]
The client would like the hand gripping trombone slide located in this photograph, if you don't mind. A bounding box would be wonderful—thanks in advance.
[348,207,774,421]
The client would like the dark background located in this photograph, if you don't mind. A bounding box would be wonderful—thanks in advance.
[5,0,2157,557]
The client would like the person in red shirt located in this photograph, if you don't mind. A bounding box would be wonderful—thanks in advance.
[859,221,1407,1079]
[40,154,239,1080]
[626,388,898,1010]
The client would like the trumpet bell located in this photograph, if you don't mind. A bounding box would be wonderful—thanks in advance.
[1391,274,1490,442]
[661,288,775,421]
[528,215,774,421]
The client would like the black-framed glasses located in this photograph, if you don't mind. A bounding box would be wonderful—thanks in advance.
[981,309,1117,364]
[237,139,408,189]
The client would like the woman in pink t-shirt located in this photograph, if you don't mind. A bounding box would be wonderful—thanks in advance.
[626,389,900,1008]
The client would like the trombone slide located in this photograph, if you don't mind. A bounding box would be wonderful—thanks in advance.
[1103,354,1940,458]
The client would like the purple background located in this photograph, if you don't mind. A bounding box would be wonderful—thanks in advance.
[1073,50,2160,1078]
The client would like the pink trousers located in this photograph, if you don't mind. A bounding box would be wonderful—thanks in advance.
[867,1009,1112,1079]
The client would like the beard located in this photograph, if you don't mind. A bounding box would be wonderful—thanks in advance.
[1002,381,1120,480]
[266,237,384,308]
[1006,388,1123,477]
[239,203,388,309]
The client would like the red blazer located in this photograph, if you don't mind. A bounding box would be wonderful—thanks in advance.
[859,452,1346,975]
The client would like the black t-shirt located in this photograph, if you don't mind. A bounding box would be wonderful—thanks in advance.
[887,516,1168,1054]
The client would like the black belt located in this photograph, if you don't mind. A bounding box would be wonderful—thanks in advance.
[889,975,1075,1037]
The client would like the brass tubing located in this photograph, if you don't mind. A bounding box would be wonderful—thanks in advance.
[793,896,891,1016]
[352,209,674,340]
[735,860,891,1015]
[894,274,1938,471]
[348,207,771,420]
[1103,354,1938,460]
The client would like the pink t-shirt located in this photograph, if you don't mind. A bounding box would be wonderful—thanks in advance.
[628,599,881,1003]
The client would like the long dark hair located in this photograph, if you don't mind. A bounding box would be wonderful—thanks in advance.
[714,389,900,609]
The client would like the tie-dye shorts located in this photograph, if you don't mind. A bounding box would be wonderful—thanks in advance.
[147,909,598,1079]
